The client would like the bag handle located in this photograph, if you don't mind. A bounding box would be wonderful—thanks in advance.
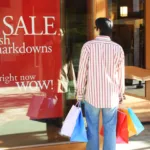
[118,105,128,110]
[75,101,81,107]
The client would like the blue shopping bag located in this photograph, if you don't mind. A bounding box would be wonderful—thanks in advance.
[128,108,144,135]
[70,110,88,142]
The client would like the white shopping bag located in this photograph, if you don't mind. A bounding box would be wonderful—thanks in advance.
[60,103,81,137]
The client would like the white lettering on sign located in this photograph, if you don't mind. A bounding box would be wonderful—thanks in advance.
[15,80,53,91]
[2,16,57,36]
[20,75,36,81]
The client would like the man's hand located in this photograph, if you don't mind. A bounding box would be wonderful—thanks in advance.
[119,94,126,104]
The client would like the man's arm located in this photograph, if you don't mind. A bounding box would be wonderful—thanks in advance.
[118,48,125,102]
[76,45,89,100]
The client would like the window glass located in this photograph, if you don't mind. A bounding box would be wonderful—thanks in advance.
[0,0,89,148]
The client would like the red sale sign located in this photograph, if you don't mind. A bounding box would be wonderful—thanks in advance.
[0,0,63,119]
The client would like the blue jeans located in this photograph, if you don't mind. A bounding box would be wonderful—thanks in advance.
[82,100,118,150]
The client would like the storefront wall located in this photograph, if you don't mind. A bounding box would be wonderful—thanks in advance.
[0,0,149,150]
[0,0,104,149]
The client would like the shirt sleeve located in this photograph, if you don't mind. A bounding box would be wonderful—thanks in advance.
[76,45,89,100]
[118,48,125,98]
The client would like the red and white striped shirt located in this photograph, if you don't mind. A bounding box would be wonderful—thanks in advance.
[77,36,125,108]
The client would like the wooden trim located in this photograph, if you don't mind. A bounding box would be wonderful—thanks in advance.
[2,143,86,150]
[87,0,95,40]
[87,0,108,40]
[145,0,150,99]
[93,0,108,37]
[145,0,150,69]
[95,0,107,18]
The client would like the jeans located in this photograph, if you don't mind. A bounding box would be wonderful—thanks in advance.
[82,100,118,150]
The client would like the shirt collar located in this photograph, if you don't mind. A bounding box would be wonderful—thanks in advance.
[95,36,111,41]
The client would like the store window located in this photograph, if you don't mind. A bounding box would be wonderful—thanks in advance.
[107,0,146,97]
[0,0,89,148]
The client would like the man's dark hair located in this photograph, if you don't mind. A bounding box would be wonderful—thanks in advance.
[95,18,113,36]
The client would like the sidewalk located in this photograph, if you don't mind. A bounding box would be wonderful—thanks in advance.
[0,91,150,149]
[0,120,149,149]
[116,123,150,150]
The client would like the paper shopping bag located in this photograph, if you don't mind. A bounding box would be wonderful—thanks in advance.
[27,95,63,119]
[60,104,81,137]
[100,110,128,144]
[119,108,137,137]
[116,110,128,143]
[27,96,44,118]
[128,108,144,135]
[70,110,88,142]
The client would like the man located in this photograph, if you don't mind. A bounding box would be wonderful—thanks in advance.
[77,18,125,150]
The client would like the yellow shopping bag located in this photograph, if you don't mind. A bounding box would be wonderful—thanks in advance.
[119,108,137,137]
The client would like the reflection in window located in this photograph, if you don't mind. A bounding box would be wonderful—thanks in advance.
[0,0,89,148]
[107,0,145,97]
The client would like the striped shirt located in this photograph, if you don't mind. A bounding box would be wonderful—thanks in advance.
[77,36,125,108]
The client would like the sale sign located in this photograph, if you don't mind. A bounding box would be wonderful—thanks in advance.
[0,0,63,118]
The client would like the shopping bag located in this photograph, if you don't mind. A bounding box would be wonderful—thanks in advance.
[119,108,137,137]
[27,95,63,119]
[116,110,128,143]
[70,110,88,142]
[100,110,128,144]
[128,108,144,135]
[60,103,81,137]
[27,96,44,118]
